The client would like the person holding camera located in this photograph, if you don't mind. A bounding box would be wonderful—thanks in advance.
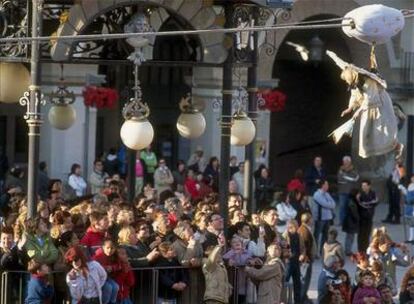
[317,255,341,304]
[245,243,285,304]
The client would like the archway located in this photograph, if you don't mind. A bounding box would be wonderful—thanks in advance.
[269,14,353,186]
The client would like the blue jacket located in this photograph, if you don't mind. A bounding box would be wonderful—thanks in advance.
[317,268,336,303]
[312,190,335,221]
[25,275,54,304]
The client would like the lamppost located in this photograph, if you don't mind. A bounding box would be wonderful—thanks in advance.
[121,11,154,202]
[18,0,44,218]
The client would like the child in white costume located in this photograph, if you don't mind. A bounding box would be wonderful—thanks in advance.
[327,50,401,159]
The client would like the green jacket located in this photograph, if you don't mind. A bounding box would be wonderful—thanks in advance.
[140,151,157,174]
[25,233,59,265]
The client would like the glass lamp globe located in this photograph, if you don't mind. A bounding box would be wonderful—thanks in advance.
[231,114,256,146]
[48,104,76,130]
[177,112,206,139]
[0,62,30,103]
[120,117,154,150]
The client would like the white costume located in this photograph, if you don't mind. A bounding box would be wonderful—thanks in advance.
[327,50,398,159]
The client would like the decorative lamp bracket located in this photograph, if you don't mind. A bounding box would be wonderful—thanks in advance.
[19,89,46,120]
[179,93,201,114]
[49,64,76,106]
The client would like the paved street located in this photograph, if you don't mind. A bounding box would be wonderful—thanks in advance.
[308,201,409,301]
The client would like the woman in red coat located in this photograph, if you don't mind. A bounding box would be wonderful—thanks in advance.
[184,170,199,200]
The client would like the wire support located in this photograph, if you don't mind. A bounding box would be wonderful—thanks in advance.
[0,19,354,46]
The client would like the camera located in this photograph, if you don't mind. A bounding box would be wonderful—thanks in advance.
[328,278,343,286]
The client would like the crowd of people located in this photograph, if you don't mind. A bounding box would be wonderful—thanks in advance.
[0,145,413,304]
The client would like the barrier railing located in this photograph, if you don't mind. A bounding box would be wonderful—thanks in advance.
[0,266,251,304]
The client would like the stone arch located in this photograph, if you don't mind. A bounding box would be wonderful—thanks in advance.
[257,0,390,82]
[51,0,226,63]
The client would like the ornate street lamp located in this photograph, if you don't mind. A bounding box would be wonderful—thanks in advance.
[231,110,256,146]
[48,64,76,130]
[230,83,256,146]
[176,93,206,139]
[0,62,30,103]
[233,7,255,62]
[120,11,154,150]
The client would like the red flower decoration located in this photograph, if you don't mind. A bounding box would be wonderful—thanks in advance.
[83,86,119,109]
[258,89,287,112]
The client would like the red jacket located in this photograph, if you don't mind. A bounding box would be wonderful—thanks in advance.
[114,263,135,300]
[184,178,199,199]
[287,178,305,193]
[92,247,122,277]
[197,181,212,199]
[80,227,106,247]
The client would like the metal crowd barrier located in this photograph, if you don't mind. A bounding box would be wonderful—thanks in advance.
[0,266,254,304]
[0,267,230,304]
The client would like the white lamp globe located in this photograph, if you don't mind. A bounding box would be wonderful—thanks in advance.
[177,112,206,139]
[231,115,256,146]
[48,104,76,130]
[0,62,30,103]
[120,118,154,150]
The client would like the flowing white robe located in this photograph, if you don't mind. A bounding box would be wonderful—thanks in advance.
[350,78,398,158]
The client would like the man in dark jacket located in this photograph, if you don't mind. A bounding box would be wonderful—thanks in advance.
[305,156,327,195]
[203,213,224,251]
[342,189,360,256]
[254,167,275,210]
[154,241,188,302]
[357,180,378,253]
[384,163,402,224]
[261,207,282,248]
[104,148,119,177]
